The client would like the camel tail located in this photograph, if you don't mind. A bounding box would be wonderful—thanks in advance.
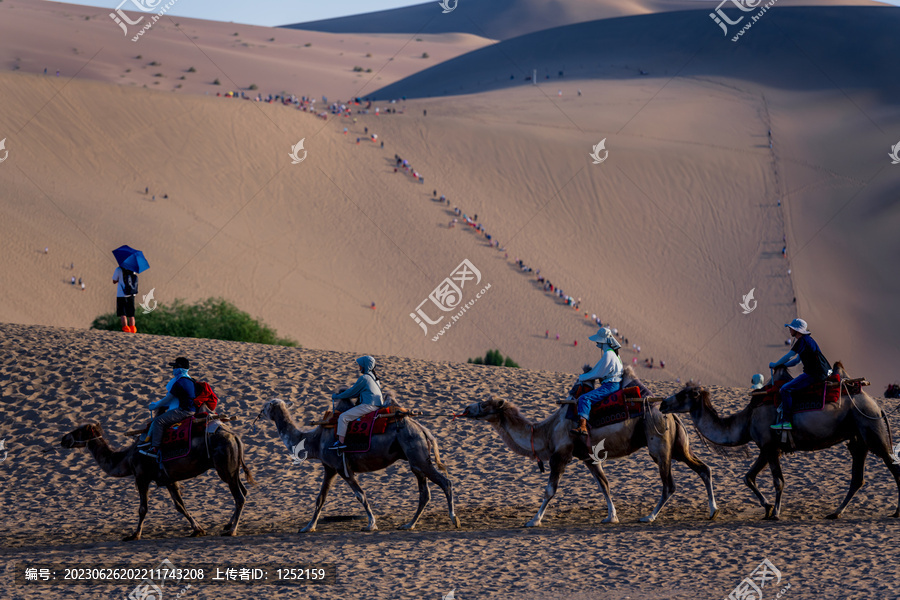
[420,423,448,474]
[236,436,257,486]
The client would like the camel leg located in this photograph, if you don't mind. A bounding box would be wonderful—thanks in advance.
[399,471,430,530]
[672,428,719,520]
[767,451,786,520]
[417,461,460,529]
[123,478,151,541]
[826,439,868,520]
[340,470,378,532]
[640,436,675,523]
[584,461,618,524]
[300,466,338,533]
[743,452,773,518]
[859,415,900,518]
[166,483,206,537]
[219,470,248,537]
[526,453,567,527]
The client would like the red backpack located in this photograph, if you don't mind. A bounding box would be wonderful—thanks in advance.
[192,380,219,411]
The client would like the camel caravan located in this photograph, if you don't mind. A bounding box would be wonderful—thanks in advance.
[59,320,900,540]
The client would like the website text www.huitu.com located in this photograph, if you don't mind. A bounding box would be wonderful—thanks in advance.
[731,0,778,42]
[431,283,492,342]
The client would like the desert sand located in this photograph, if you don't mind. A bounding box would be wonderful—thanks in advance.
[2,323,900,600]
[1,0,900,596]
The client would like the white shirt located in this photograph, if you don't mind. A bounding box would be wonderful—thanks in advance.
[579,350,624,384]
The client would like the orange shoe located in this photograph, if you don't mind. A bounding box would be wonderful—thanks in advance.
[122,326,130,333]
[129,326,137,333]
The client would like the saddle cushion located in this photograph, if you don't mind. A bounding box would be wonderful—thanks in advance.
[756,374,845,413]
[159,416,193,461]
[587,386,643,427]
[322,406,408,452]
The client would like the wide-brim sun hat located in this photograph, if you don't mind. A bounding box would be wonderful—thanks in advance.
[784,318,810,335]
[588,327,621,350]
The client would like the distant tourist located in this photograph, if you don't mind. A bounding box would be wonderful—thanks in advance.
[112,266,138,333]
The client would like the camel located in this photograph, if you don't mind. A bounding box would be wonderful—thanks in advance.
[261,397,460,532]
[60,420,255,540]
[459,367,718,526]
[660,362,900,520]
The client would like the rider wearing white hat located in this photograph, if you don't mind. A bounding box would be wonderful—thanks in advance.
[571,327,624,436]
[769,318,831,430]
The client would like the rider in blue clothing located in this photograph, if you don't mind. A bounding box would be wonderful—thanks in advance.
[769,319,831,430]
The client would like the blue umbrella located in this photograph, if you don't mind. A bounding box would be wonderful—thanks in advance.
[112,245,150,273]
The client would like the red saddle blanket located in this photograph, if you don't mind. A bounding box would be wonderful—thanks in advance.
[138,415,215,462]
[586,386,644,428]
[755,374,843,413]
[322,406,407,453]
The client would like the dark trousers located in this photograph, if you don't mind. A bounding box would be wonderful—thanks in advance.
[151,408,195,447]
[779,373,813,417]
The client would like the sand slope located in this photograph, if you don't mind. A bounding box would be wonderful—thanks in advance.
[1,324,900,599]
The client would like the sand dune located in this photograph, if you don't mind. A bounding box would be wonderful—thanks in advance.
[2,323,900,599]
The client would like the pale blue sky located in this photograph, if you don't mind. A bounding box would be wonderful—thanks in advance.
[52,0,427,27]
[53,0,900,27]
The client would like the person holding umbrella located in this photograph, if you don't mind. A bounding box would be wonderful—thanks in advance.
[112,245,149,333]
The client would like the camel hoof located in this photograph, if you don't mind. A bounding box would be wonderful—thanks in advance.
[190,529,207,537]
[709,508,720,521]
[525,519,541,528]
[221,529,236,536]
[122,534,139,542]
[891,511,900,519]
[452,515,461,529]
[299,526,315,533]
[397,523,415,530]
[601,516,619,524]
[639,515,655,523]
[763,514,780,521]
[763,504,775,519]
[824,512,841,520]
[362,525,378,532]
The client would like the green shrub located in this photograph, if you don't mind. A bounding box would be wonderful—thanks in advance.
[91,297,298,347]
[468,350,519,368]
[248,83,258,90]
[187,66,196,73]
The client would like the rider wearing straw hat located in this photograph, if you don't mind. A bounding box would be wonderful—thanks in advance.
[769,318,831,431]
[571,327,624,436]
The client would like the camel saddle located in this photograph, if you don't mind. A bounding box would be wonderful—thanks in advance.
[566,385,644,427]
[321,406,409,453]
[136,412,224,462]
[751,373,858,414]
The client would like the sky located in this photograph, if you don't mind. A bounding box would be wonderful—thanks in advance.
[49,0,428,27]
[50,0,900,28]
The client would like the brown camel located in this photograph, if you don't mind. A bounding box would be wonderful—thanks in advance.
[459,367,718,526]
[261,397,459,532]
[660,362,900,519]
[60,421,255,540]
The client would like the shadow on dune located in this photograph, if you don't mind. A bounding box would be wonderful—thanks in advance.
[364,7,899,100]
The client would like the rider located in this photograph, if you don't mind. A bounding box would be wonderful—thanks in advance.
[330,355,386,450]
[138,357,197,457]
[571,327,624,436]
[769,318,831,431]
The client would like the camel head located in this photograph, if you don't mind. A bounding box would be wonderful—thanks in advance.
[459,395,508,422]
[832,361,847,379]
[660,381,704,414]
[60,423,103,449]
[260,397,292,421]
